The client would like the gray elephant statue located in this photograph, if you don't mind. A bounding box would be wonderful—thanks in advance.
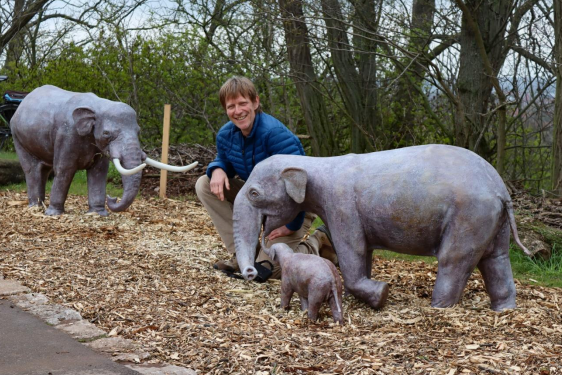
[264,242,343,324]
[10,85,197,216]
[233,144,532,312]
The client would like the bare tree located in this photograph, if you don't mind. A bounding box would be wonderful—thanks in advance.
[278,0,339,156]
[0,0,50,56]
[391,0,436,145]
[551,0,562,193]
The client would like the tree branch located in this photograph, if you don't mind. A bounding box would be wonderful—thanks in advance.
[510,45,555,74]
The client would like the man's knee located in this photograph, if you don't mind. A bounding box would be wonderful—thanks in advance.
[195,175,211,198]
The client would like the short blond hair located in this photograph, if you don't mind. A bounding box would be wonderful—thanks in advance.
[219,76,261,112]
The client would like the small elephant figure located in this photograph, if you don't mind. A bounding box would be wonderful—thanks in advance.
[265,242,344,324]
[233,144,532,312]
[10,85,197,216]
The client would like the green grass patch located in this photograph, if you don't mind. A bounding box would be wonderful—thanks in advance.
[0,159,124,198]
[374,250,436,264]
[0,151,18,160]
[510,244,562,288]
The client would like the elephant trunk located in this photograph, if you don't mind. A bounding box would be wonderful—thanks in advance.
[107,140,146,212]
[233,192,262,281]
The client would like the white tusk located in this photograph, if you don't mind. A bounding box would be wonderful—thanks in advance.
[112,158,146,175]
[144,157,198,172]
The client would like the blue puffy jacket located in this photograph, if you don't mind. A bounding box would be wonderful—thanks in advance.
[206,112,306,230]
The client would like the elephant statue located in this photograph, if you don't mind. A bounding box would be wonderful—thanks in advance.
[10,85,197,216]
[264,241,344,324]
[232,144,532,312]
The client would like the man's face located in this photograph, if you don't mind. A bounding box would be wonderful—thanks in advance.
[225,94,260,136]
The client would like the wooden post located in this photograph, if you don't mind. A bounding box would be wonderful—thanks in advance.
[159,104,171,199]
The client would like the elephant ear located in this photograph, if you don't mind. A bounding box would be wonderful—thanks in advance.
[72,107,96,136]
[280,167,307,204]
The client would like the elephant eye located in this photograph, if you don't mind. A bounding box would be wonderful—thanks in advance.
[249,189,260,199]
[103,130,110,137]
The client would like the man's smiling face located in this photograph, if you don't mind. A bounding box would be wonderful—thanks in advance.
[225,94,260,137]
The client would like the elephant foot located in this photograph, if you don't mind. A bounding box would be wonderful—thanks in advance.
[27,198,43,207]
[45,206,64,216]
[87,207,109,216]
[347,279,389,309]
[307,310,319,322]
[490,297,516,312]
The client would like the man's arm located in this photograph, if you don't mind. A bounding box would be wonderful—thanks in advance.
[206,131,236,200]
[210,168,230,201]
[268,225,295,240]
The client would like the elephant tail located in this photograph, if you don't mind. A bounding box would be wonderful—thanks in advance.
[332,282,342,313]
[506,200,532,257]
[325,259,343,313]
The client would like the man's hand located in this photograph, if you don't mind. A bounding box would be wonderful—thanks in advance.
[268,225,295,241]
[210,168,230,201]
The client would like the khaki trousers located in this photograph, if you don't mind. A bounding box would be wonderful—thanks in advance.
[195,175,325,278]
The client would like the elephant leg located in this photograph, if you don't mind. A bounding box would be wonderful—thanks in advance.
[366,250,373,279]
[337,238,388,309]
[328,295,343,324]
[431,262,475,308]
[306,288,327,322]
[46,166,77,216]
[12,136,51,206]
[477,220,516,311]
[432,215,497,308]
[299,296,308,312]
[86,156,109,216]
[280,282,294,310]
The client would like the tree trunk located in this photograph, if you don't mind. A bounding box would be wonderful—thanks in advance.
[455,0,511,160]
[278,0,339,156]
[392,0,435,146]
[2,0,26,72]
[552,0,562,194]
[0,159,25,186]
[321,0,368,153]
[351,0,380,152]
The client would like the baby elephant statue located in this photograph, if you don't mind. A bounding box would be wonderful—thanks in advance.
[233,144,533,312]
[264,242,344,324]
[10,85,198,216]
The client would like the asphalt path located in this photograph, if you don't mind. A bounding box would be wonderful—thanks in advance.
[0,299,140,375]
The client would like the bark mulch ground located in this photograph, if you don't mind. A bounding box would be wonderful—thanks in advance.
[1,145,562,374]
[1,191,561,374]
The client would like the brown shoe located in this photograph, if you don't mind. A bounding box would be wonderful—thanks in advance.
[315,225,334,248]
[315,225,338,266]
[213,255,239,273]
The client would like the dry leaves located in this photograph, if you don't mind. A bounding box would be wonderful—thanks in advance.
[1,190,561,375]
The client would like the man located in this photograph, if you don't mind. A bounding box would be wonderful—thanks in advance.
[195,76,336,279]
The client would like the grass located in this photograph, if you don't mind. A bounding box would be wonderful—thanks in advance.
[0,151,124,197]
[374,250,436,264]
[510,244,562,287]
[0,151,18,160]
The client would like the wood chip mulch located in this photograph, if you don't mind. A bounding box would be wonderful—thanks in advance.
[1,190,562,375]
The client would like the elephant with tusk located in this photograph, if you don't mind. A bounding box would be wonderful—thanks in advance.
[10,85,198,216]
[233,144,532,312]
